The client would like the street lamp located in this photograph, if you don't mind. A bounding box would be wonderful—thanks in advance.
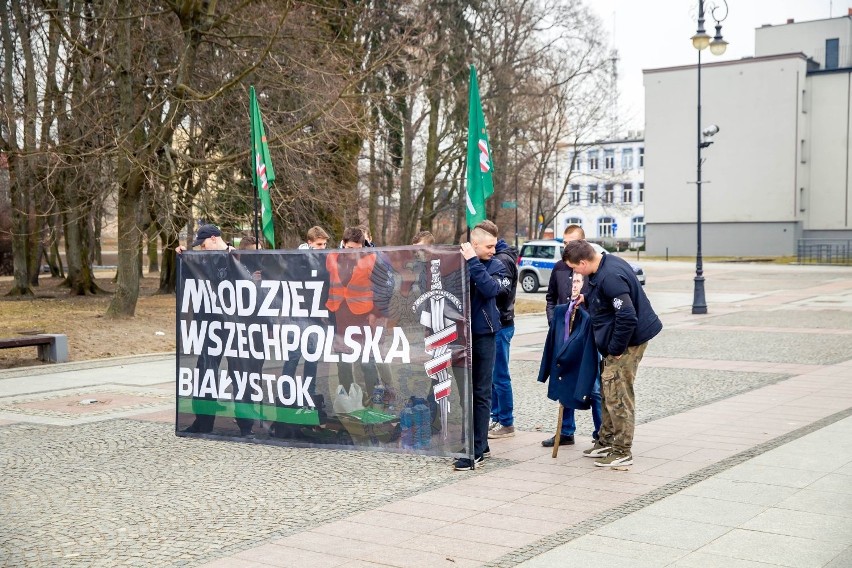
[514,143,520,249]
[691,0,728,315]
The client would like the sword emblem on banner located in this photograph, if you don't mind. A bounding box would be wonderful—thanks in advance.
[413,260,461,441]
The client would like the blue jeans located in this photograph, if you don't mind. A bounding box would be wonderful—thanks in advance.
[490,325,514,427]
[560,377,602,439]
[471,334,496,457]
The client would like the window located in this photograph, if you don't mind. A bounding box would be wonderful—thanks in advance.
[622,183,633,204]
[632,216,646,238]
[569,185,581,204]
[621,149,634,170]
[638,182,644,204]
[520,244,557,260]
[587,150,599,170]
[604,149,615,170]
[588,186,599,204]
[639,147,644,168]
[826,38,839,70]
[604,184,614,203]
[565,218,582,230]
[597,216,615,238]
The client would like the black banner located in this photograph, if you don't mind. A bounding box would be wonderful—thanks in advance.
[176,245,472,457]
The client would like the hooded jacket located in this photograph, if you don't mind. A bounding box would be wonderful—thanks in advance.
[493,239,519,327]
[587,254,662,356]
[468,255,507,336]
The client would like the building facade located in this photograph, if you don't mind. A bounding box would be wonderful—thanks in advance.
[557,136,646,248]
[643,14,852,256]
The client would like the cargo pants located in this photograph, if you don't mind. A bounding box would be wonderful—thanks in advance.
[598,342,648,455]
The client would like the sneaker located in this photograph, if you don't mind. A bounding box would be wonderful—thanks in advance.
[453,455,484,471]
[582,440,612,458]
[488,425,515,439]
[483,446,491,458]
[488,420,500,431]
[541,434,574,447]
[594,452,633,467]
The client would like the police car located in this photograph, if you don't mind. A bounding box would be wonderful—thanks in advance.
[517,240,646,293]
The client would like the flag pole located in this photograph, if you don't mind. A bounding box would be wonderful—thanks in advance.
[249,85,260,250]
[249,85,276,249]
[250,86,260,249]
[253,179,260,250]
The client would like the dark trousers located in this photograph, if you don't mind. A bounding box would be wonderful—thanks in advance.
[471,333,496,457]
[187,349,223,433]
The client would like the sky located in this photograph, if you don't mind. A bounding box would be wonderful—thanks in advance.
[587,0,851,132]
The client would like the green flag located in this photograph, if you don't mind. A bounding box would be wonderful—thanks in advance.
[466,65,494,229]
[249,86,276,248]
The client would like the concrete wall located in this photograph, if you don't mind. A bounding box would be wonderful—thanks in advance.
[647,221,801,257]
[644,55,809,255]
[805,72,852,230]
[755,17,851,68]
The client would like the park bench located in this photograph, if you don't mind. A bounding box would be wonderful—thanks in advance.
[0,334,69,363]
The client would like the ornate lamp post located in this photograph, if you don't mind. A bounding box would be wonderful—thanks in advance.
[690,0,728,315]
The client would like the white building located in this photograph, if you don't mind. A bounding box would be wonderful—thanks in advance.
[643,13,852,256]
[557,135,646,248]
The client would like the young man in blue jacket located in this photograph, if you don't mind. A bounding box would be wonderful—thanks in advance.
[456,226,508,470]
[564,239,663,468]
[475,221,519,441]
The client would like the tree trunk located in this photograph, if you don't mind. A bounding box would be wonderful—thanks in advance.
[1,0,31,296]
[147,223,159,273]
[158,231,179,294]
[107,168,143,317]
[419,89,441,234]
[6,158,33,297]
[62,205,101,295]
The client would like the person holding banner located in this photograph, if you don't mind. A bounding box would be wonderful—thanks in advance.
[229,236,265,437]
[475,221,519,442]
[298,226,330,250]
[176,224,234,434]
[271,233,331,437]
[455,226,508,471]
[326,226,383,407]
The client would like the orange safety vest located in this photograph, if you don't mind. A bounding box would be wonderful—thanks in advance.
[325,252,377,314]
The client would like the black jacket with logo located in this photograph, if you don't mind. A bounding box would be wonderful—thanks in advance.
[493,239,519,327]
[587,254,662,357]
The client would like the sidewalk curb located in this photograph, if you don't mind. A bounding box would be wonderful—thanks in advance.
[0,352,173,380]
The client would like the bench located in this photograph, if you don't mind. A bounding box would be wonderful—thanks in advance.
[0,334,69,363]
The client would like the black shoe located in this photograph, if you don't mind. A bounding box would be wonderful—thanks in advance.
[541,434,574,447]
[483,446,491,458]
[453,455,484,471]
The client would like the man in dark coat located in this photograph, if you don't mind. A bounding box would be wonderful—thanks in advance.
[542,224,599,448]
[564,239,663,468]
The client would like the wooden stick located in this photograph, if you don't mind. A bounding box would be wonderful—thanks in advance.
[552,404,564,458]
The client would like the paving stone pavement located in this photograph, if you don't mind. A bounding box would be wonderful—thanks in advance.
[1,260,851,567]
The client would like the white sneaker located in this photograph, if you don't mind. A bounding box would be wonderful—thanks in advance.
[583,440,612,458]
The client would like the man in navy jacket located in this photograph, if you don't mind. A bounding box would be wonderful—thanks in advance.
[455,226,508,470]
[564,239,662,468]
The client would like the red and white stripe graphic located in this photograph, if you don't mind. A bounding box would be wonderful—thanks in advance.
[479,140,490,173]
[255,154,269,192]
[425,324,457,351]
[425,352,451,377]
[433,379,452,401]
